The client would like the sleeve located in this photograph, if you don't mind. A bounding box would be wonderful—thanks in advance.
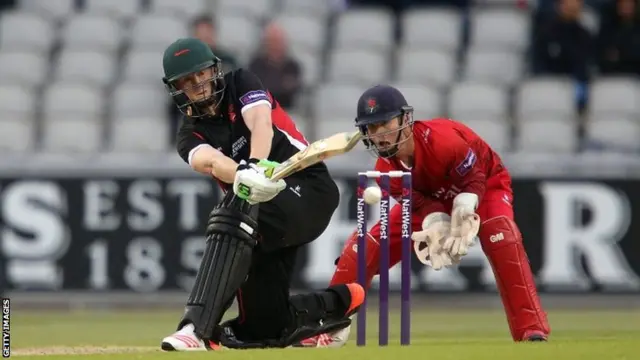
[176,119,209,166]
[430,127,487,204]
[233,68,273,114]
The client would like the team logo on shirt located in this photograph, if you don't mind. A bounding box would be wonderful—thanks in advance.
[366,98,378,113]
[456,148,477,176]
[239,90,270,106]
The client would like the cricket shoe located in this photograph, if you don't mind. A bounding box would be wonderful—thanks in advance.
[161,323,221,351]
[294,324,351,348]
[523,330,548,342]
[295,283,364,348]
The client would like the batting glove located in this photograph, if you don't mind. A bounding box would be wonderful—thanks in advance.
[233,158,286,205]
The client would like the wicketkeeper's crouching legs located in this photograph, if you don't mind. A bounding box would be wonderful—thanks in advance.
[476,214,550,341]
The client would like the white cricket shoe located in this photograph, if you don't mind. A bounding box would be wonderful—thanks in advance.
[161,323,221,351]
[295,325,351,348]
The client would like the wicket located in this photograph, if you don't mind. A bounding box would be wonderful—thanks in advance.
[356,171,412,346]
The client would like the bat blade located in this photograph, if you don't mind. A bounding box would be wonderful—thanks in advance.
[270,130,362,181]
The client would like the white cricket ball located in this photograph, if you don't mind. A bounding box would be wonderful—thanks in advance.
[363,186,382,204]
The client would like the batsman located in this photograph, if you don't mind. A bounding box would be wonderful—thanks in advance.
[159,37,364,351]
[299,85,550,347]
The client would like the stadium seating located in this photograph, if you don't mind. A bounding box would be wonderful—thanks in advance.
[281,0,334,17]
[0,51,48,88]
[469,9,531,52]
[333,8,395,51]
[327,49,389,85]
[390,83,444,120]
[53,50,117,89]
[130,14,189,52]
[109,116,170,152]
[448,82,509,121]
[149,0,208,18]
[216,14,260,63]
[276,14,326,54]
[217,0,275,20]
[0,11,54,54]
[459,118,511,153]
[290,47,322,86]
[314,83,366,122]
[0,1,638,154]
[61,14,122,52]
[122,50,166,85]
[111,84,168,119]
[84,0,141,20]
[515,118,579,153]
[400,8,462,52]
[0,84,37,152]
[463,48,523,87]
[395,49,456,89]
[588,77,640,119]
[19,0,75,20]
[584,117,640,152]
[515,78,577,121]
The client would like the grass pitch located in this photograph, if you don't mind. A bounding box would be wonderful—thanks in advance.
[10,306,640,359]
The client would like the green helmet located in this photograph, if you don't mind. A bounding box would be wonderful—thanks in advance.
[162,38,226,118]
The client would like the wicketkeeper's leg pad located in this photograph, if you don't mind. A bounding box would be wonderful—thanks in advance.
[478,215,550,341]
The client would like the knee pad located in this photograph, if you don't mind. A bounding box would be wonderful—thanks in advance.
[479,216,550,341]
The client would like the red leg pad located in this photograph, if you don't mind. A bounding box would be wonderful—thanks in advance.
[330,230,380,288]
[478,215,551,341]
[331,203,424,288]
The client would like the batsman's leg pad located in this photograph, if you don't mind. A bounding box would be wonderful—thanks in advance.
[479,216,550,341]
[178,199,260,340]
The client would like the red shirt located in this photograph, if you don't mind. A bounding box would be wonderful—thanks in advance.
[375,118,510,214]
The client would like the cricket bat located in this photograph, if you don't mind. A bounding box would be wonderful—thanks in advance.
[269,130,363,181]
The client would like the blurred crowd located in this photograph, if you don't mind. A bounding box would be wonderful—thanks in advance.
[0,0,638,153]
[533,0,640,109]
[176,0,639,126]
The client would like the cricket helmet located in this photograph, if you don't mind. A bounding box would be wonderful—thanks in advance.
[162,38,226,118]
[355,85,414,158]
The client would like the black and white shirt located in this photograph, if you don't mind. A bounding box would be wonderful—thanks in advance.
[176,68,323,189]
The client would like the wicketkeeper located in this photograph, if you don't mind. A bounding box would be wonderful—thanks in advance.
[299,85,551,347]
[160,38,364,351]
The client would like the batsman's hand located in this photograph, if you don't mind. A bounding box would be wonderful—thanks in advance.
[443,205,480,257]
[411,212,457,270]
[233,159,286,205]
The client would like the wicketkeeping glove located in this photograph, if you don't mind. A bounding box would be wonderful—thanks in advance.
[233,158,286,205]
[443,205,480,257]
[411,212,458,270]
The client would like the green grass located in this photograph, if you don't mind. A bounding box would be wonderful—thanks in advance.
[10,307,640,359]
